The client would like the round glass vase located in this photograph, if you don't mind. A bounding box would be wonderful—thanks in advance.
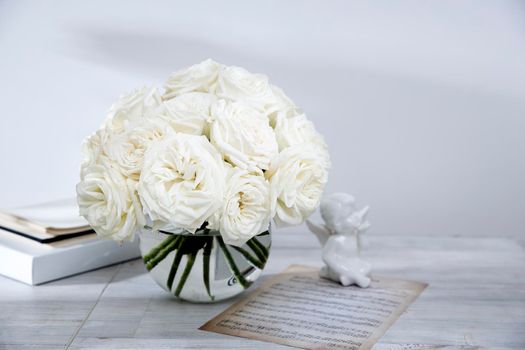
[138,227,271,303]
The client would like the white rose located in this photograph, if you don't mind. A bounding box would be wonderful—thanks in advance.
[162,92,216,136]
[137,132,226,232]
[163,59,223,99]
[77,160,143,241]
[80,129,105,177]
[273,114,327,151]
[104,86,164,134]
[267,144,330,226]
[210,100,278,171]
[266,85,302,126]
[218,168,271,246]
[216,66,274,111]
[102,116,174,180]
[81,87,165,179]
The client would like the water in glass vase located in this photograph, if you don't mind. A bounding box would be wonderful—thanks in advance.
[139,227,271,302]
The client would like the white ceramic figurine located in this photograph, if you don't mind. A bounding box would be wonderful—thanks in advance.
[306,193,372,288]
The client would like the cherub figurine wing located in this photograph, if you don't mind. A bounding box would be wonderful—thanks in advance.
[305,220,331,246]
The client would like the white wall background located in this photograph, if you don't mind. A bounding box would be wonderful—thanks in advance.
[1,0,524,238]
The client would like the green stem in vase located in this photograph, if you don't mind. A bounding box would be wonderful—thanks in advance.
[167,237,187,291]
[217,236,250,289]
[202,237,214,300]
[246,238,267,264]
[231,245,264,269]
[174,250,197,297]
[146,235,181,271]
[251,236,270,260]
[143,235,176,264]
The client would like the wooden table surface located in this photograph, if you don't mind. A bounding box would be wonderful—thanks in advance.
[0,230,524,350]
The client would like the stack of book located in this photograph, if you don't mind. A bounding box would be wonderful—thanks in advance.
[0,199,140,285]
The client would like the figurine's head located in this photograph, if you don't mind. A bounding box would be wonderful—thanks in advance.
[320,193,370,235]
[320,193,355,232]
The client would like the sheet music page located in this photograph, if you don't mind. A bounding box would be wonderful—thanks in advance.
[201,265,427,350]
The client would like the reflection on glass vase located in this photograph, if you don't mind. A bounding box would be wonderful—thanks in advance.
[139,226,271,303]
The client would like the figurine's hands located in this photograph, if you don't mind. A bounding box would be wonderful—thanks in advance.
[343,205,370,234]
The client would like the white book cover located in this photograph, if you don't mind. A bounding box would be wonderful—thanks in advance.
[0,199,141,285]
[0,229,140,285]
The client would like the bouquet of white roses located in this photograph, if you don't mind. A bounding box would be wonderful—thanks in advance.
[76,60,330,300]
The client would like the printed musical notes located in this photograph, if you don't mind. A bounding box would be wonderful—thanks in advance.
[200,265,427,350]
